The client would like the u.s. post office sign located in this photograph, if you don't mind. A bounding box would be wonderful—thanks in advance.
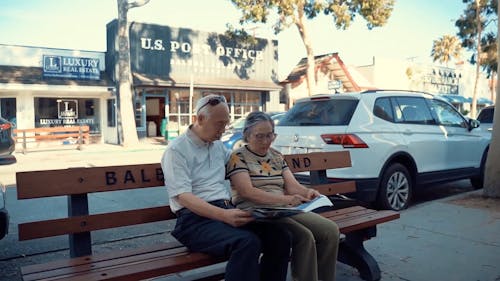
[43,55,100,80]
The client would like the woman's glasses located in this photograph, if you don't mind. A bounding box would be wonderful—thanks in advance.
[253,132,277,141]
[197,96,227,113]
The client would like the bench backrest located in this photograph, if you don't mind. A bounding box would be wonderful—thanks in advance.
[16,151,353,257]
[16,163,170,257]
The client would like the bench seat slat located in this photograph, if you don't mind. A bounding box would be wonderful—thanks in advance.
[23,246,197,281]
[319,206,376,220]
[336,210,400,233]
[319,207,400,233]
[24,251,225,281]
[75,253,224,281]
[19,206,176,240]
[21,242,184,275]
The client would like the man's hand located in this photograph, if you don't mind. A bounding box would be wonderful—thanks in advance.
[222,208,254,227]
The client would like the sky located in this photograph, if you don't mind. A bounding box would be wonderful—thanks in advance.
[0,0,467,79]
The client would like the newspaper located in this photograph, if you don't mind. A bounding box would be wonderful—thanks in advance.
[251,195,333,219]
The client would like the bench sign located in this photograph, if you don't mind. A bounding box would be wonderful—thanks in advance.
[104,168,164,186]
[43,55,100,80]
[289,157,311,169]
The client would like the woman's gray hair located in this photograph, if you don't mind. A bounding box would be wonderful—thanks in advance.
[243,111,274,142]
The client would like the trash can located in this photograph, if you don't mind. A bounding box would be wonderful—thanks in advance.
[147,121,157,137]
[160,118,167,139]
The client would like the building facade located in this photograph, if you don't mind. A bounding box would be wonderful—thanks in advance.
[0,44,115,143]
[106,20,282,140]
[279,53,363,108]
[0,20,282,145]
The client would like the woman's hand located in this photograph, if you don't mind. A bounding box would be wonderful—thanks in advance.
[285,194,309,206]
[305,189,321,200]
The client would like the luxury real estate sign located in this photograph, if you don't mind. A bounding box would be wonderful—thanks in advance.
[43,55,100,80]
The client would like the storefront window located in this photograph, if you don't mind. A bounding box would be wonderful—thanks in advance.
[165,89,262,137]
[34,97,100,133]
[196,90,261,120]
[232,91,261,119]
[0,98,16,127]
[168,89,194,134]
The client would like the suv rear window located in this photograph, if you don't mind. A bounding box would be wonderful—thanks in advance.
[278,99,358,126]
[477,107,494,123]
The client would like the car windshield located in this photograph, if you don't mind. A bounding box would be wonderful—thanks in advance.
[278,99,358,126]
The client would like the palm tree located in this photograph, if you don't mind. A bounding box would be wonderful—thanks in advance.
[431,35,462,67]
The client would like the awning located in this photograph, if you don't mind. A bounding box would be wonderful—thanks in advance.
[477,97,493,105]
[132,72,282,91]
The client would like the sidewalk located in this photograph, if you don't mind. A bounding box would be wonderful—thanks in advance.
[1,143,499,281]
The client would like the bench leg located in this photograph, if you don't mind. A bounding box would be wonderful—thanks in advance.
[338,227,381,281]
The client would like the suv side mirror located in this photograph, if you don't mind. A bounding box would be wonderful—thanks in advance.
[468,119,480,130]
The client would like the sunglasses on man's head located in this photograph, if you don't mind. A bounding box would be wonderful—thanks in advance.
[197,96,227,113]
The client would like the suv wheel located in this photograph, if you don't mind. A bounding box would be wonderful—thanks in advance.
[0,208,8,240]
[378,163,412,211]
[470,148,488,189]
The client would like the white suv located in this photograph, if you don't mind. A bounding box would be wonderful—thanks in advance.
[273,90,490,210]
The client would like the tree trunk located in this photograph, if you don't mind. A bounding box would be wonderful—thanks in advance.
[295,6,316,96]
[490,74,496,104]
[482,2,500,198]
[471,0,483,118]
[117,0,139,146]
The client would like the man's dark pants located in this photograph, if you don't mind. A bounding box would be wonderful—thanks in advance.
[173,203,291,281]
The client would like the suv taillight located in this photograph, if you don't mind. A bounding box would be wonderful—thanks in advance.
[320,134,368,148]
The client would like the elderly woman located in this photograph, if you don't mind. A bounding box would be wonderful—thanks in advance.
[226,111,340,281]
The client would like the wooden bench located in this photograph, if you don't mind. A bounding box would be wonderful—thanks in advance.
[14,125,90,154]
[16,151,399,281]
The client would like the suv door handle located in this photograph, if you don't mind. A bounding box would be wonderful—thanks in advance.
[403,130,412,135]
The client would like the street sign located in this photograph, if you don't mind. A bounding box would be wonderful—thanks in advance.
[328,80,342,90]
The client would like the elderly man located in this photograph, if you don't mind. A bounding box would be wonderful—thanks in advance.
[161,95,291,281]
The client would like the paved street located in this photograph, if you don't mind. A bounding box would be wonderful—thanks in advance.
[0,143,499,281]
